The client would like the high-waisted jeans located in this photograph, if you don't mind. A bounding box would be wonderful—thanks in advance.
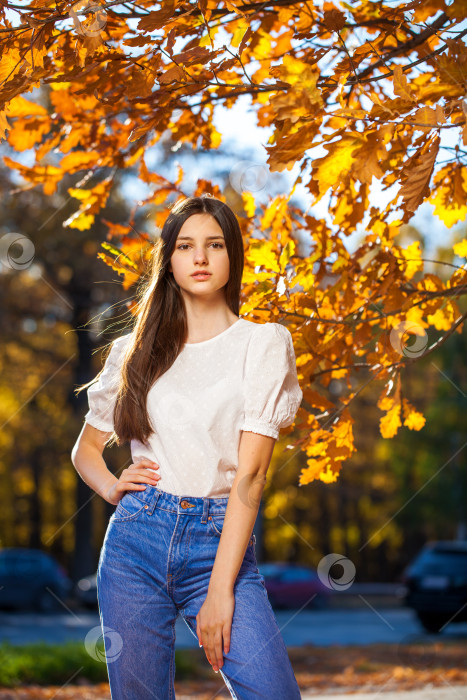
[96,484,302,699]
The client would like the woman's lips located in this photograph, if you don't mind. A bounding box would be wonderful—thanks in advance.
[191,273,211,279]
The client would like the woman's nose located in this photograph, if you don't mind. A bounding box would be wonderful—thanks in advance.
[193,249,208,263]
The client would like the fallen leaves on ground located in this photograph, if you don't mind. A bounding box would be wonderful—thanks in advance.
[0,642,466,698]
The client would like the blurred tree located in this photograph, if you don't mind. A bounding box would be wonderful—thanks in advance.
[0,161,134,581]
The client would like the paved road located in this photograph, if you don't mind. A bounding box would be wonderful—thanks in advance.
[1,607,466,647]
[301,688,467,699]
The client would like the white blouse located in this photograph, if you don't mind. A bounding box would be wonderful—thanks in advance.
[84,318,302,498]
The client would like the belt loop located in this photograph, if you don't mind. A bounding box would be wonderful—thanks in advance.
[201,497,209,523]
[146,489,161,516]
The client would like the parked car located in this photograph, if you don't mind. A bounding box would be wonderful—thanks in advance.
[258,562,331,609]
[0,548,72,612]
[402,540,467,633]
[74,572,98,609]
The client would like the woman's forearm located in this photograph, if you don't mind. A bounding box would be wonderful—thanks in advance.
[208,432,276,592]
[208,471,266,592]
[71,443,119,503]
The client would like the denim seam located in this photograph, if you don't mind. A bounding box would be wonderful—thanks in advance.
[179,608,198,641]
[168,521,193,584]
[209,515,225,536]
[112,505,147,523]
[169,613,176,700]
[154,506,227,516]
[166,511,180,592]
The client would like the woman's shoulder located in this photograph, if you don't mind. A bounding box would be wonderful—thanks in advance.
[105,331,133,363]
[243,320,292,343]
[113,331,133,347]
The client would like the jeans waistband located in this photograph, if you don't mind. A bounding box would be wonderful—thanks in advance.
[141,485,229,521]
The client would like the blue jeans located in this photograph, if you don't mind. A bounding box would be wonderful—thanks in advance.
[97,484,302,699]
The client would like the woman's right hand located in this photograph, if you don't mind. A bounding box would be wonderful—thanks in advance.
[105,459,160,506]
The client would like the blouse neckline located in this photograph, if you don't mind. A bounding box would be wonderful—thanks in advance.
[184,318,245,347]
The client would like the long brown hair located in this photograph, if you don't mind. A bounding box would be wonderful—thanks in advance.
[77,195,245,447]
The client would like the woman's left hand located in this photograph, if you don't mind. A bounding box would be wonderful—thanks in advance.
[196,587,235,673]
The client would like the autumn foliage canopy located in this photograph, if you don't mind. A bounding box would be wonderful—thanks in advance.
[1,0,466,485]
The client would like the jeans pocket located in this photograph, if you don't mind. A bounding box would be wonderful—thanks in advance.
[112,491,148,522]
[207,513,227,536]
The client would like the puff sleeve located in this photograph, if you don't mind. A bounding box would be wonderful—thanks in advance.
[240,323,302,439]
[84,334,131,433]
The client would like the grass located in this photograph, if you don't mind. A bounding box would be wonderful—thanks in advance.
[0,641,203,688]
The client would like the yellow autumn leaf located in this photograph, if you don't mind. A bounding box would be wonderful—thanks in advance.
[5,95,48,118]
[453,239,467,258]
[404,305,427,329]
[299,457,330,485]
[427,304,453,331]
[306,441,328,458]
[402,399,426,431]
[0,48,23,84]
[3,155,62,195]
[242,191,256,218]
[246,240,280,271]
[392,65,415,102]
[279,240,295,271]
[398,240,423,279]
[61,150,101,172]
[231,21,249,47]
[210,128,222,148]
[429,167,467,228]
[0,111,10,140]
[64,211,95,230]
[199,33,212,47]
[319,464,340,484]
[312,136,363,197]
[8,118,50,151]
[380,402,402,438]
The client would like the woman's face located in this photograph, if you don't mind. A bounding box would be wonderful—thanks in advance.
[169,213,231,297]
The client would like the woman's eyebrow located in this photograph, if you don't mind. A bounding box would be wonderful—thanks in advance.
[177,235,225,241]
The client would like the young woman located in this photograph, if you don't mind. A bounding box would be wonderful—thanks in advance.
[72,195,303,699]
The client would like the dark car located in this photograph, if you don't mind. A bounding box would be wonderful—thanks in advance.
[74,572,98,609]
[0,548,72,612]
[76,564,332,612]
[258,562,331,610]
[402,540,467,633]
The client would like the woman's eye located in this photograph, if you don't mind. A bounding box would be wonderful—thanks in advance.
[176,243,224,250]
